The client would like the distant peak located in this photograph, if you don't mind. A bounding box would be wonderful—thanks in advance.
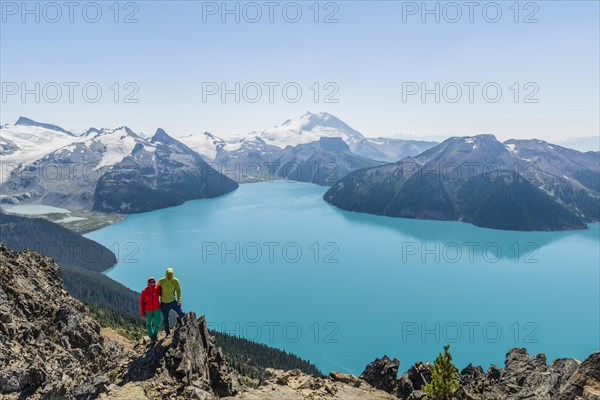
[90,126,139,139]
[151,128,177,144]
[15,117,74,135]
[121,126,139,137]
[203,131,220,140]
[288,112,365,138]
[85,127,101,136]
[15,116,34,125]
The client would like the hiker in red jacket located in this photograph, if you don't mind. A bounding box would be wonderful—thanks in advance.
[140,276,161,343]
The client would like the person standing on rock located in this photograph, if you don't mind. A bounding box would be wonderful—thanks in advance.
[158,267,185,336]
[140,276,161,343]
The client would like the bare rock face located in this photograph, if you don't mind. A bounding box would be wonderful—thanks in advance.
[115,312,241,399]
[558,351,600,400]
[0,244,121,399]
[396,361,431,399]
[358,348,599,400]
[453,348,586,400]
[360,355,401,393]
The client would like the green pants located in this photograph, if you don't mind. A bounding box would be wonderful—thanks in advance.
[145,309,161,338]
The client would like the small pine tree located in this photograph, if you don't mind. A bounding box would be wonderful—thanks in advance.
[422,345,459,400]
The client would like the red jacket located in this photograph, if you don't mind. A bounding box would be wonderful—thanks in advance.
[140,284,161,316]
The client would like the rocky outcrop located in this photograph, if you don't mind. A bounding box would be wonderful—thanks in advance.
[0,244,241,400]
[558,351,600,400]
[114,312,241,399]
[396,361,431,399]
[453,348,582,399]
[0,243,121,399]
[347,348,600,400]
[360,355,401,393]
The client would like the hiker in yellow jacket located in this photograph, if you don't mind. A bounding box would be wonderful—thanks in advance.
[157,267,185,336]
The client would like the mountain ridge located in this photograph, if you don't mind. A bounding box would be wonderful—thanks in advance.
[1,126,239,213]
[324,134,600,231]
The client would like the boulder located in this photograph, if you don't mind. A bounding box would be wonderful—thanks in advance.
[558,351,600,399]
[360,355,400,393]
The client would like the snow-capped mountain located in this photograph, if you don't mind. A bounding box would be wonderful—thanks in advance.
[3,115,598,223]
[87,126,146,169]
[189,125,387,184]
[176,112,438,163]
[256,112,437,162]
[259,111,365,149]
[11,116,76,135]
[93,128,238,213]
[0,122,237,211]
[177,131,226,160]
[0,125,147,208]
[0,117,82,182]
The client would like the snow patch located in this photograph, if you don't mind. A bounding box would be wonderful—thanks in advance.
[178,132,225,160]
[0,125,81,182]
[505,143,517,154]
[93,127,141,169]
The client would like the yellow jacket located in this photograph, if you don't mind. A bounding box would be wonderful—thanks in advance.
[158,272,181,304]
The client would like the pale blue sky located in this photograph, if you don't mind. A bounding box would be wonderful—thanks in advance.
[1,1,598,142]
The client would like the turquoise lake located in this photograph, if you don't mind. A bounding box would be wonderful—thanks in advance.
[85,181,600,375]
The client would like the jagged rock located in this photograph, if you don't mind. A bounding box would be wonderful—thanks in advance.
[360,355,400,393]
[406,361,431,390]
[452,348,594,400]
[558,351,600,399]
[0,244,120,398]
[118,312,241,398]
[396,361,431,399]
[487,364,502,382]
[460,364,486,384]
[396,374,414,399]
[505,348,535,375]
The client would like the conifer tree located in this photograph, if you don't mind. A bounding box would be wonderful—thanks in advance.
[423,345,459,400]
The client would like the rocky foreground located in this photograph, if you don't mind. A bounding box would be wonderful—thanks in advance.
[1,243,599,399]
